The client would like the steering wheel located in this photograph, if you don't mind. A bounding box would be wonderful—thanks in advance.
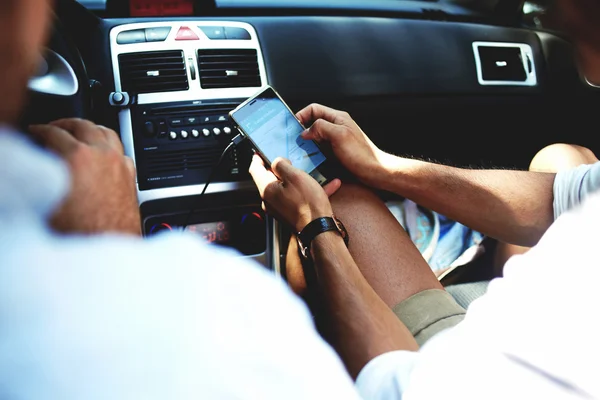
[20,15,91,127]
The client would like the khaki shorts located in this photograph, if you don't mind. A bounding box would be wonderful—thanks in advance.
[392,289,466,346]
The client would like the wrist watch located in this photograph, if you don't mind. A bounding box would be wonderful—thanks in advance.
[297,215,349,260]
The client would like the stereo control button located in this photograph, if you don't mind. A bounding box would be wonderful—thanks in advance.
[144,121,156,137]
[192,129,200,138]
[158,119,168,137]
[169,131,178,140]
[181,130,189,139]
[200,26,226,40]
[224,27,251,40]
[202,128,210,137]
[213,128,221,136]
[145,27,171,42]
[223,127,232,135]
[117,29,146,44]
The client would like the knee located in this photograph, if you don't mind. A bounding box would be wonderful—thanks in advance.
[529,143,598,173]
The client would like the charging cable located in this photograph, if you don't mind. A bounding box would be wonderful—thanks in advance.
[181,134,245,229]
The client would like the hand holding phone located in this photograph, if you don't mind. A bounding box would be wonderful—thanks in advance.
[248,154,341,232]
[230,86,333,186]
[295,103,390,191]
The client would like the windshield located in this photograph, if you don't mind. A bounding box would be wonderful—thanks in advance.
[77,0,506,13]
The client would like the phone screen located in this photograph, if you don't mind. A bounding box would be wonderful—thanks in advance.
[231,90,327,175]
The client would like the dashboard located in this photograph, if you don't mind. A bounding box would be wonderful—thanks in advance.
[106,21,275,269]
[109,21,267,200]
[35,2,600,274]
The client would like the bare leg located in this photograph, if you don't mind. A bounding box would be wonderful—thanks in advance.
[286,183,442,309]
[494,144,599,273]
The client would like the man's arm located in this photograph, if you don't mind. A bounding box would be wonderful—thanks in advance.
[311,231,418,378]
[379,156,555,247]
[248,155,418,378]
[297,105,555,247]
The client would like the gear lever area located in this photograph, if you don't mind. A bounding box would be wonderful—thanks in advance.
[145,206,266,256]
[140,189,276,269]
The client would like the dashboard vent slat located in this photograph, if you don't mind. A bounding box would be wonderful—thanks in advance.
[197,49,262,89]
[119,50,189,94]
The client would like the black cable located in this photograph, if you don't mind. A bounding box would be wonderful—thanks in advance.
[182,134,245,229]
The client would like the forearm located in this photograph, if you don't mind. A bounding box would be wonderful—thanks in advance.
[311,232,418,379]
[377,155,556,246]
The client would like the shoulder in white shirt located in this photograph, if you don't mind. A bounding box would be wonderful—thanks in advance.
[357,188,600,400]
[553,161,600,219]
[0,129,360,399]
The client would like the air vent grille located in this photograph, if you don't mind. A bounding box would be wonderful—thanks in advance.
[147,147,223,174]
[197,49,261,89]
[477,46,527,82]
[119,50,189,94]
[473,42,536,86]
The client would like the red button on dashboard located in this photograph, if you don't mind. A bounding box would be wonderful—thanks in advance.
[176,26,199,41]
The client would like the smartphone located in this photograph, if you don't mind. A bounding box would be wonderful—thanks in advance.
[229,86,331,185]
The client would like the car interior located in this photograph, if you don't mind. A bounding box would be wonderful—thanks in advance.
[25,0,600,291]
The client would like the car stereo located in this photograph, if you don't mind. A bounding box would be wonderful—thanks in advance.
[131,98,252,191]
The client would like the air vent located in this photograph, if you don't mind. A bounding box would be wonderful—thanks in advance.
[197,49,261,89]
[119,50,189,94]
[473,42,536,87]
[146,147,223,175]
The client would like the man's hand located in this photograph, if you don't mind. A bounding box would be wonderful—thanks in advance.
[30,119,141,236]
[249,155,341,232]
[297,104,393,189]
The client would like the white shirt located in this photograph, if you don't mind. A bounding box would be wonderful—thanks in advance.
[357,162,600,399]
[553,162,600,219]
[0,130,360,399]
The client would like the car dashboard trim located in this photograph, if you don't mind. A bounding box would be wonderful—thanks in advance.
[109,21,269,204]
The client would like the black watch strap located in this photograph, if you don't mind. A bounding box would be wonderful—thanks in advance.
[297,216,349,259]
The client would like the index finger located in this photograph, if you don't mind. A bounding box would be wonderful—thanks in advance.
[29,124,79,156]
[249,155,278,197]
[50,118,106,147]
[296,103,345,126]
